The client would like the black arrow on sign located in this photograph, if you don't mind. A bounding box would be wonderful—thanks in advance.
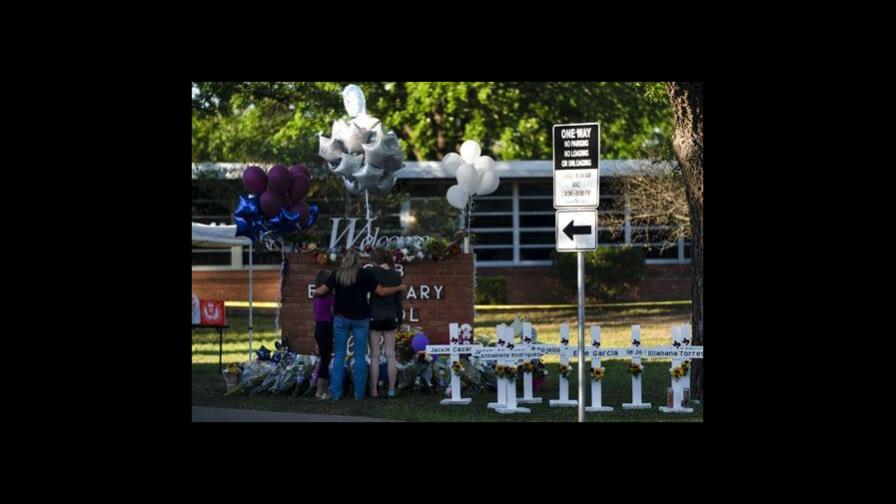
[562,220,592,240]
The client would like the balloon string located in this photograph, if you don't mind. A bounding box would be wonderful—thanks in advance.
[466,197,474,235]
[365,189,372,241]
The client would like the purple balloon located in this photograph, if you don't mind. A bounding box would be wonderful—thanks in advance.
[242,166,268,196]
[267,165,293,193]
[289,174,310,203]
[290,201,311,223]
[259,190,287,218]
[289,163,311,181]
[411,333,429,353]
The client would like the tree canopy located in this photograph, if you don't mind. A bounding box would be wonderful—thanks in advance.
[191,82,674,164]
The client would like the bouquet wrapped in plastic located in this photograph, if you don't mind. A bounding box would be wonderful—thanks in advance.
[252,363,283,396]
[396,351,440,395]
[291,356,315,397]
[224,361,274,396]
[271,355,300,396]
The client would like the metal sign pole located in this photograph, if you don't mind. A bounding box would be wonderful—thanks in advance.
[577,250,586,423]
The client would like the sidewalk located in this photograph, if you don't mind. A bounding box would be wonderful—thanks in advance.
[192,405,403,422]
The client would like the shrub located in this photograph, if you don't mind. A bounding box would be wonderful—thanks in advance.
[475,276,508,305]
[553,246,646,302]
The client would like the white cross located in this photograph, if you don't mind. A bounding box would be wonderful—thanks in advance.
[584,326,613,412]
[516,322,543,404]
[659,324,703,413]
[548,323,579,408]
[425,323,482,405]
[622,325,652,409]
[479,325,532,414]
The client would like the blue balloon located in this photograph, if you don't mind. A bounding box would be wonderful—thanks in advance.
[411,333,429,353]
[303,203,320,229]
[234,216,252,238]
[269,208,301,239]
[233,194,260,219]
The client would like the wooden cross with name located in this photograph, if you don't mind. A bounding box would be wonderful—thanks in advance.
[546,323,579,408]
[478,325,540,415]
[425,323,482,405]
[516,322,543,404]
[658,325,703,413]
[584,326,613,412]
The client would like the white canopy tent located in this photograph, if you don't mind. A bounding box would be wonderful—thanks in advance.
[191,222,256,359]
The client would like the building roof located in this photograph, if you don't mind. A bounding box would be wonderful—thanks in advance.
[192,160,675,180]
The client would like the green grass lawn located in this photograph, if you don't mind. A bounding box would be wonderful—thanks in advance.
[192,302,701,422]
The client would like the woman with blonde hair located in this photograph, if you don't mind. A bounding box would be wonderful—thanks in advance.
[315,248,406,400]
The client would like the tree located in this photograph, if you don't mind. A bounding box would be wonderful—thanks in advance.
[191,82,674,163]
[191,81,677,241]
[666,82,703,402]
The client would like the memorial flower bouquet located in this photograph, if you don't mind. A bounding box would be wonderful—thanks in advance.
[521,361,535,374]
[591,367,606,381]
[680,360,691,374]
[225,360,275,396]
[451,360,464,377]
[670,365,686,379]
[476,361,498,391]
[494,364,507,378]
[628,362,643,376]
[559,364,572,378]
[504,365,518,382]
[222,363,241,392]
[396,324,422,363]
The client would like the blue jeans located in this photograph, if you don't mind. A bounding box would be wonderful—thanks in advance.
[331,315,370,399]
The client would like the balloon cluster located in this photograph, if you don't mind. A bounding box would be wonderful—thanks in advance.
[234,164,319,245]
[443,140,501,210]
[318,85,404,196]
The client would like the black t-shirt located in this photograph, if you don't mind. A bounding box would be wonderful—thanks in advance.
[325,267,377,320]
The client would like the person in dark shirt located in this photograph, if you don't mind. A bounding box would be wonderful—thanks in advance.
[367,248,403,398]
[315,248,405,400]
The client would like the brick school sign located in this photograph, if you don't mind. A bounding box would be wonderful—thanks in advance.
[281,252,475,354]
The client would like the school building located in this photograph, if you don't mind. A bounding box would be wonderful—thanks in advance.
[191,160,691,304]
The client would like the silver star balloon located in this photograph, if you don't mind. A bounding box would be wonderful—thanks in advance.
[343,178,365,196]
[381,145,404,174]
[340,121,371,154]
[362,124,402,169]
[352,162,385,190]
[318,85,405,198]
[332,119,349,139]
[371,173,396,194]
[319,135,345,165]
[331,152,364,181]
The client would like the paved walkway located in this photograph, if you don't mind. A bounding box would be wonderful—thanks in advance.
[192,405,403,422]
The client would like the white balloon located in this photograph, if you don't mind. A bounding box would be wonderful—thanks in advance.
[473,169,486,195]
[342,84,366,118]
[477,171,500,195]
[441,152,463,177]
[474,155,495,172]
[460,140,481,164]
[456,163,479,194]
[446,184,469,210]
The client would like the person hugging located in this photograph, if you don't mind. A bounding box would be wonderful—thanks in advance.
[368,248,404,398]
[312,269,334,399]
